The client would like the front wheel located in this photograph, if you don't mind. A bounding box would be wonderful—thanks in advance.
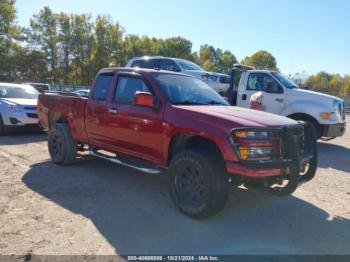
[48,123,77,165]
[168,149,229,218]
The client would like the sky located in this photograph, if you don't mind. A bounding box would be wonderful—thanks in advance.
[15,0,350,76]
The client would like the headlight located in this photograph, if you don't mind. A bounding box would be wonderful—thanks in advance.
[333,100,343,115]
[201,74,218,82]
[233,130,272,139]
[231,130,279,161]
[201,74,209,81]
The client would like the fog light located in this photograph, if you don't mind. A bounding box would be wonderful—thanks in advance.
[10,117,20,124]
[238,146,249,160]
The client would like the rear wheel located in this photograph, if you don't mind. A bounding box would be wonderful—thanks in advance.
[48,123,77,165]
[169,149,229,218]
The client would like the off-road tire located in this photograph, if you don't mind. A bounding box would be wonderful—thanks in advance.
[169,149,229,219]
[48,123,77,165]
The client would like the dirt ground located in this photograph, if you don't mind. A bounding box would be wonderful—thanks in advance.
[0,117,349,256]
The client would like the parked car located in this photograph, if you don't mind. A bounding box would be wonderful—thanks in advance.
[73,89,90,98]
[38,68,317,218]
[126,56,230,95]
[24,82,50,93]
[226,64,346,140]
[0,83,40,134]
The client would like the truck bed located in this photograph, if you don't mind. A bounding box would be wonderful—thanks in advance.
[37,93,88,143]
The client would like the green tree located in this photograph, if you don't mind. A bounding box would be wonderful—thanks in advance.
[329,74,343,96]
[0,0,21,80]
[218,50,237,74]
[241,50,278,70]
[58,12,72,84]
[29,6,59,83]
[342,75,350,98]
[71,14,93,84]
[91,15,124,73]
[198,45,237,73]
[158,37,192,59]
[306,71,332,93]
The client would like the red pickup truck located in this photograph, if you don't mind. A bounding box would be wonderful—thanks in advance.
[38,68,318,218]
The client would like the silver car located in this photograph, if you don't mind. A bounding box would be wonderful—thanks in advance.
[0,83,40,134]
[126,56,231,95]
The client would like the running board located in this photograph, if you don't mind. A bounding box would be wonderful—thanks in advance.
[89,148,163,174]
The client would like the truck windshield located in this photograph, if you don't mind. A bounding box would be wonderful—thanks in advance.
[0,85,39,99]
[271,72,298,89]
[176,59,205,71]
[153,73,228,106]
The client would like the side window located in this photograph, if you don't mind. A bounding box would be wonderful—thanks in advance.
[130,60,142,67]
[142,59,160,69]
[247,73,283,93]
[92,74,113,100]
[160,59,181,72]
[114,76,151,104]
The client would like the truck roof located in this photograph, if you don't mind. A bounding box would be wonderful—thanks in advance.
[245,69,275,73]
[98,67,195,78]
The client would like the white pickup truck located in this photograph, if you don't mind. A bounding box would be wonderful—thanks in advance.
[226,65,346,140]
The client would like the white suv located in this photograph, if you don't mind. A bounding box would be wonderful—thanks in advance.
[126,56,230,95]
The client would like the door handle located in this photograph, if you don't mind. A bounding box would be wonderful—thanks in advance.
[242,94,247,100]
[275,98,284,103]
[108,108,118,114]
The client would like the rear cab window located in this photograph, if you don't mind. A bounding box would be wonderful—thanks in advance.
[92,73,114,100]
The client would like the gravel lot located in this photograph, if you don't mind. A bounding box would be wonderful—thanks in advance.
[0,117,349,256]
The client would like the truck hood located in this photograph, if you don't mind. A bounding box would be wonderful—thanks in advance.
[290,88,343,102]
[175,105,297,128]
[0,98,38,106]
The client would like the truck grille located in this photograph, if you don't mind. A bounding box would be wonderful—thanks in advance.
[280,124,314,160]
[340,101,345,120]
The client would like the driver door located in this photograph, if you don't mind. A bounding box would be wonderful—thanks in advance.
[105,73,164,165]
[241,72,285,114]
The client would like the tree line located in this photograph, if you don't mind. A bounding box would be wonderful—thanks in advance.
[0,0,348,98]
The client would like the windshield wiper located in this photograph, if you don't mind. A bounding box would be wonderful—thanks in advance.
[173,101,209,105]
[205,100,228,105]
[173,100,227,106]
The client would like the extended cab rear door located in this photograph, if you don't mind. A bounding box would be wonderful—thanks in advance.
[238,72,286,114]
[85,72,115,148]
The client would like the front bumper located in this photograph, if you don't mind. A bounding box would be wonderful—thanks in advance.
[322,122,346,137]
[2,111,39,126]
[226,123,317,180]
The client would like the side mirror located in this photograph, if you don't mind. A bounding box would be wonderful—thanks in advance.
[266,82,283,93]
[133,91,154,107]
